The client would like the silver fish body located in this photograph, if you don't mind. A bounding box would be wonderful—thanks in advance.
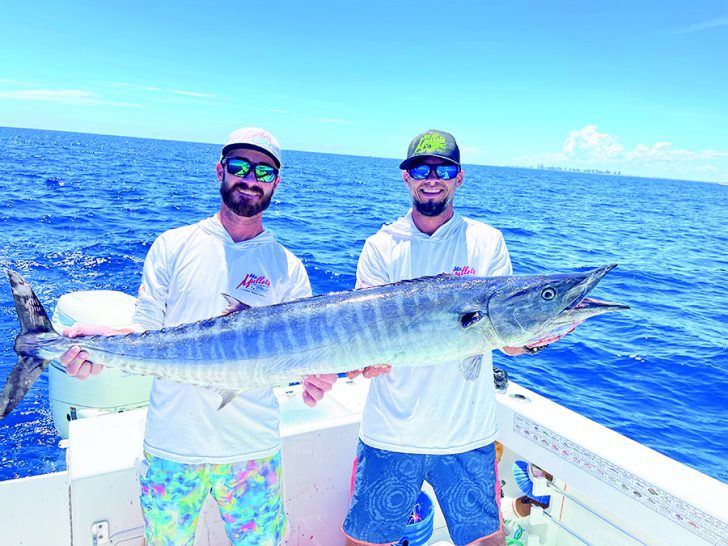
[1,265,627,417]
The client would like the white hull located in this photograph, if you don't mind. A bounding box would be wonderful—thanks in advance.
[2,376,726,546]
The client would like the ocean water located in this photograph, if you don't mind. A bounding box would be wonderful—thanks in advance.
[0,126,726,483]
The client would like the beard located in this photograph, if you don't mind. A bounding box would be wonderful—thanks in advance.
[413,195,450,217]
[220,179,274,217]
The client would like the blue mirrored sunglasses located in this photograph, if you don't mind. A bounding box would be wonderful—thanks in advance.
[407,164,460,180]
[224,158,278,183]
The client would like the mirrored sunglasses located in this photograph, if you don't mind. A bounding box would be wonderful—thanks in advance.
[224,158,278,183]
[407,164,460,180]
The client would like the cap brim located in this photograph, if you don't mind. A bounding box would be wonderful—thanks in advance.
[221,144,281,168]
[399,155,460,170]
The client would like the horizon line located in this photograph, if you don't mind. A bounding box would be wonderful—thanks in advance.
[0,123,723,187]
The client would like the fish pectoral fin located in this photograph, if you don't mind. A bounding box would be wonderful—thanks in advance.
[459,354,483,381]
[216,389,242,410]
[220,294,252,316]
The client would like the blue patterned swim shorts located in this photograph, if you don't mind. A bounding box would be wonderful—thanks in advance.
[343,441,503,545]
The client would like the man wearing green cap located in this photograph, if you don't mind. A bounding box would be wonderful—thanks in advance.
[339,130,557,546]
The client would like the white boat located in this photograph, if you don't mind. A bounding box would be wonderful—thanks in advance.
[1,291,727,546]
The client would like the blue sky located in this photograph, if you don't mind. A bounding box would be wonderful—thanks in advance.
[1,1,726,183]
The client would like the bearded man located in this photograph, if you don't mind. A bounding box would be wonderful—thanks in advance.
[60,128,334,545]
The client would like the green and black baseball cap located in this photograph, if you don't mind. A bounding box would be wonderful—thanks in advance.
[399,129,460,170]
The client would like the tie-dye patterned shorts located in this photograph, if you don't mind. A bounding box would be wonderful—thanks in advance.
[138,451,286,545]
[343,441,503,545]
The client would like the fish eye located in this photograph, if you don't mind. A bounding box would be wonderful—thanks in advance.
[541,287,556,301]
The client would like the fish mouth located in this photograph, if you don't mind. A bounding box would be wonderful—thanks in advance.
[573,296,630,313]
[550,295,630,329]
[550,264,628,327]
[562,264,619,312]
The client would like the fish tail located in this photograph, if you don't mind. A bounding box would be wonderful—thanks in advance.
[1,270,59,418]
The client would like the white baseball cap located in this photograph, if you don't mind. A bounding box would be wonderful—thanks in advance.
[221,127,282,168]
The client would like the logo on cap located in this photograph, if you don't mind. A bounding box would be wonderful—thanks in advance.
[246,130,274,148]
[413,133,448,155]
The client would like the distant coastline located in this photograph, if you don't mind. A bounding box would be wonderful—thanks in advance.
[507,162,727,186]
[530,164,621,176]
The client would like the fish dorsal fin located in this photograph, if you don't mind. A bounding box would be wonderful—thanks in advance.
[355,273,457,292]
[217,389,240,410]
[459,354,483,381]
[390,273,456,287]
[221,294,252,316]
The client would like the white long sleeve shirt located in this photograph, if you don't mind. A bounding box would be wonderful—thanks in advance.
[356,210,512,454]
[132,215,311,464]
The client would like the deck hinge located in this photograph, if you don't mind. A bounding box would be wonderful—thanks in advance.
[91,521,110,544]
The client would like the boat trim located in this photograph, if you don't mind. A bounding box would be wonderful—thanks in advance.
[514,414,728,545]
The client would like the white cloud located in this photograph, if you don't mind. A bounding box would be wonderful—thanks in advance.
[625,142,728,161]
[5,79,223,108]
[528,125,727,165]
[0,79,34,86]
[100,81,220,102]
[170,89,216,98]
[562,124,624,160]
[515,125,728,182]
[672,15,728,34]
[0,88,142,107]
[313,118,352,125]
[100,81,160,92]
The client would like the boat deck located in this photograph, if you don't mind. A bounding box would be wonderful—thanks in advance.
[2,377,727,545]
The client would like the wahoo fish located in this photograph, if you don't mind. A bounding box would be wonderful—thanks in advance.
[0,265,628,417]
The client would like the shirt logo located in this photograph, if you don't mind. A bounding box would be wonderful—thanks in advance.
[452,265,476,277]
[236,273,271,295]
